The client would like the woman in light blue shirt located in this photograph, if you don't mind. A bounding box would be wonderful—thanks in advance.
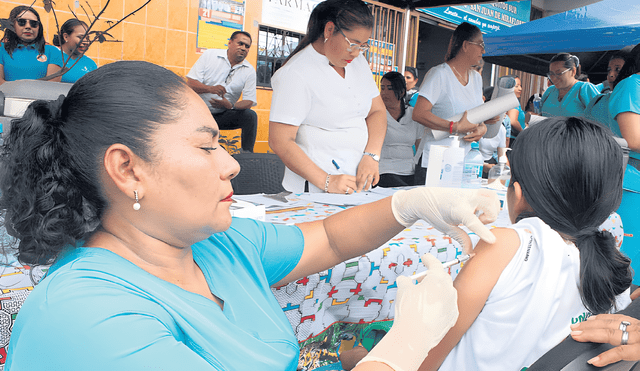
[1,59,493,371]
[540,53,599,118]
[52,18,97,83]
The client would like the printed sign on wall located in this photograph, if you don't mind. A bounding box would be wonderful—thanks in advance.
[197,0,245,52]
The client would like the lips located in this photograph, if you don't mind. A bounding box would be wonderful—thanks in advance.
[345,59,353,63]
[221,192,234,202]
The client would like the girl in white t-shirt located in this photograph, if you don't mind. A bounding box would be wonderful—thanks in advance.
[419,116,633,371]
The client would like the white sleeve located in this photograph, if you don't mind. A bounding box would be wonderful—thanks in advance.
[499,125,507,148]
[417,66,442,105]
[186,51,210,82]
[269,67,312,126]
[355,55,380,101]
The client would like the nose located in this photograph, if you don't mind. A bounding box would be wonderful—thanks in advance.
[223,151,241,181]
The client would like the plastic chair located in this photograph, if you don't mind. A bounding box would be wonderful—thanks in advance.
[230,152,286,195]
[528,294,640,371]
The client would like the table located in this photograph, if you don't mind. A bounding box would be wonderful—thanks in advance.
[0,197,624,371]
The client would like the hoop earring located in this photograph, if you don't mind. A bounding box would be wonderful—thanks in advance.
[133,190,141,211]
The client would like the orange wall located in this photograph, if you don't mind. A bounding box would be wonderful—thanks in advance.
[1,0,273,152]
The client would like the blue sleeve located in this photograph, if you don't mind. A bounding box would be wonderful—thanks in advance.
[45,44,63,67]
[226,218,304,285]
[610,76,640,119]
[409,92,418,107]
[579,82,600,109]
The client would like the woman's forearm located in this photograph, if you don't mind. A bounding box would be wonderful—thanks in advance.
[268,122,329,189]
[363,99,387,155]
[413,97,451,131]
[617,112,640,152]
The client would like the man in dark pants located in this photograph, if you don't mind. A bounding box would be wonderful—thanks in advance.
[186,31,258,152]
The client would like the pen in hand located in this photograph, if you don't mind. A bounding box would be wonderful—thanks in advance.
[408,254,473,280]
[332,160,340,170]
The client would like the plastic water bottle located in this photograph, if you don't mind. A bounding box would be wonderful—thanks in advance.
[487,154,511,209]
[533,94,542,114]
[487,155,511,187]
[461,142,483,189]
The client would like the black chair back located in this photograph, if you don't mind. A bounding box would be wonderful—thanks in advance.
[230,152,286,195]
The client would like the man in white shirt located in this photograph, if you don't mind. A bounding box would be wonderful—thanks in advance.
[187,31,258,151]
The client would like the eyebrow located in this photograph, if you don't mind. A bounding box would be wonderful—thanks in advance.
[196,126,219,138]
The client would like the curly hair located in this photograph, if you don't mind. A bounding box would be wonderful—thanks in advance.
[0,61,189,265]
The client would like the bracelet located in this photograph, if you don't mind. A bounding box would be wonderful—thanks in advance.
[449,121,454,134]
[324,174,331,193]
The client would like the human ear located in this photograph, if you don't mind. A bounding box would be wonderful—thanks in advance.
[510,181,533,215]
[102,143,147,200]
[324,21,336,40]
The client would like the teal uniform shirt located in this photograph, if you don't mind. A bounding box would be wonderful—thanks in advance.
[508,105,525,139]
[6,218,304,371]
[584,93,617,134]
[60,52,97,83]
[610,74,640,161]
[540,81,600,118]
[0,43,63,81]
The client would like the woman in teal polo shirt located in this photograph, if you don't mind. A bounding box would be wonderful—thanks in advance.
[52,18,97,83]
[0,6,62,84]
[540,53,599,118]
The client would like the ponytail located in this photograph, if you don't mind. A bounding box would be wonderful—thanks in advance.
[510,116,632,314]
[0,96,100,264]
[0,61,189,266]
[575,229,632,313]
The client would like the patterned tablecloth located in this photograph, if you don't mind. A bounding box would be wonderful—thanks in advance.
[0,200,624,370]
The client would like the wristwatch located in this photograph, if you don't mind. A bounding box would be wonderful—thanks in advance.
[363,152,380,162]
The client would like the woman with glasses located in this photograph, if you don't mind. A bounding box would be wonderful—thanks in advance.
[377,71,423,187]
[269,0,386,194]
[412,22,497,185]
[540,53,599,117]
[0,6,63,84]
[52,19,97,83]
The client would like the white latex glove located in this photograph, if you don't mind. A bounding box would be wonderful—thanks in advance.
[391,187,499,254]
[357,254,458,371]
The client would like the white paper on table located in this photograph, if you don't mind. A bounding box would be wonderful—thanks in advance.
[432,93,521,141]
[425,145,447,187]
[232,194,308,208]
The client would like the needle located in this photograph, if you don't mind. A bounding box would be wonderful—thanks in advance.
[409,254,473,280]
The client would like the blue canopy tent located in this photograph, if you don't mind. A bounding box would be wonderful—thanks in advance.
[482,0,640,80]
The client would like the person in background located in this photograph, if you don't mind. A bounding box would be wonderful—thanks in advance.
[412,22,497,185]
[478,87,507,178]
[1,60,501,371]
[540,53,599,117]
[337,117,633,371]
[377,71,422,187]
[596,51,628,93]
[52,18,97,84]
[505,75,524,145]
[577,74,590,82]
[269,0,386,194]
[404,66,419,107]
[186,31,258,152]
[0,6,62,84]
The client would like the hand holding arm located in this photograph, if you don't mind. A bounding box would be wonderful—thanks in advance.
[391,188,500,254]
[355,254,459,371]
[185,77,227,96]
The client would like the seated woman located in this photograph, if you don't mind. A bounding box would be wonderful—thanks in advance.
[52,18,97,83]
[505,75,524,145]
[417,117,632,371]
[340,117,632,371]
[404,67,419,107]
[540,53,599,118]
[478,86,507,177]
[0,6,62,84]
[378,71,423,187]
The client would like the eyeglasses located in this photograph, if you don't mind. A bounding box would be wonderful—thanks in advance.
[16,19,39,28]
[468,41,485,50]
[547,67,572,79]
[225,68,237,84]
[338,29,369,53]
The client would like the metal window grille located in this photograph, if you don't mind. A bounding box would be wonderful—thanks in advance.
[257,25,304,88]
